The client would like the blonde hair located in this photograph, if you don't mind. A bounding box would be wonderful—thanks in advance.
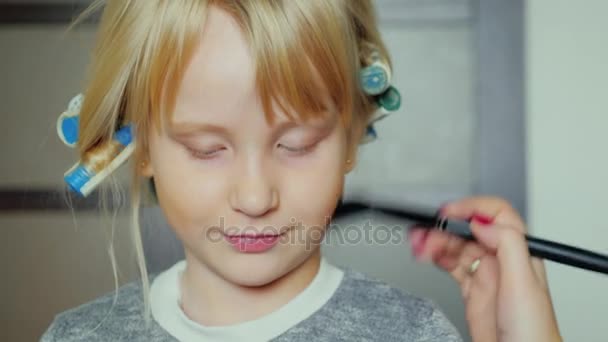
[75,0,391,326]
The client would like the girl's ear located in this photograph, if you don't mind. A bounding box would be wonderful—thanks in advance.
[345,124,362,173]
[140,160,154,178]
[345,140,358,173]
[345,155,356,174]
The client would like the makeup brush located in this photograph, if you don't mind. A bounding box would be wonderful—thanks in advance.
[334,199,608,275]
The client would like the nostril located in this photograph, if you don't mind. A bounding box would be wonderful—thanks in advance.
[231,189,279,218]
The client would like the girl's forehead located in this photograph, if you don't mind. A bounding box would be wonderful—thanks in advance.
[173,7,257,119]
[171,8,254,125]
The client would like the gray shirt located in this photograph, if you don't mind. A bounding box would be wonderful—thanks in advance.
[41,266,462,341]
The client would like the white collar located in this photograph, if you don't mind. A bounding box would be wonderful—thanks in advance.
[150,257,344,342]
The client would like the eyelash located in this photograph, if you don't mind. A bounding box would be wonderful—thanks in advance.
[278,143,317,155]
[187,142,317,160]
[188,147,225,160]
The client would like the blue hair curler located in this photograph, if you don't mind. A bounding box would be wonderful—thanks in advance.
[377,86,401,113]
[360,63,391,96]
[57,114,79,147]
[58,94,136,197]
[57,94,84,148]
[63,124,135,197]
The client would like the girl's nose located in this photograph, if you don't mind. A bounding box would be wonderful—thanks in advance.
[229,164,279,218]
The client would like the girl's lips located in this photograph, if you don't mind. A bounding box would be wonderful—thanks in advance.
[224,234,282,253]
[225,233,282,238]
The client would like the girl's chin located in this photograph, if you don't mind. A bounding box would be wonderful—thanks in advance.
[218,255,291,287]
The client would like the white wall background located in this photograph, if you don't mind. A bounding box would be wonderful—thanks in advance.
[526,1,608,341]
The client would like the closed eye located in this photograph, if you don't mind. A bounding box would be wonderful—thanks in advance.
[277,142,317,155]
[187,146,226,160]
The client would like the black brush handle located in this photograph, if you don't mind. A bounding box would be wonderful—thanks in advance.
[440,219,608,275]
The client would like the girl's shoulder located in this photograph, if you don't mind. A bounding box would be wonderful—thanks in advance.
[40,274,173,342]
[338,266,443,316]
[274,266,463,342]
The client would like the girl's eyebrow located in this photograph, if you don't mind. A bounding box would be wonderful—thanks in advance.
[168,122,229,139]
[169,115,334,139]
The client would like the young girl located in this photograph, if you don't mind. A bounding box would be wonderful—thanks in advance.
[43,1,561,341]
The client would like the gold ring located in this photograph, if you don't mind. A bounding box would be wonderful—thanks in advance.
[468,258,481,275]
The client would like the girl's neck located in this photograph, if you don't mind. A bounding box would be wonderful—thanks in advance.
[179,251,321,327]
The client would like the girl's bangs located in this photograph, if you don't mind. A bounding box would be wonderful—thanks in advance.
[149,0,356,131]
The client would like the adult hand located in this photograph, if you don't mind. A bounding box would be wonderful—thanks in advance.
[408,196,562,342]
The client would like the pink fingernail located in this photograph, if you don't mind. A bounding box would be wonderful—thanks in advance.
[407,229,423,249]
[471,214,494,226]
[413,243,423,256]
[412,230,429,258]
